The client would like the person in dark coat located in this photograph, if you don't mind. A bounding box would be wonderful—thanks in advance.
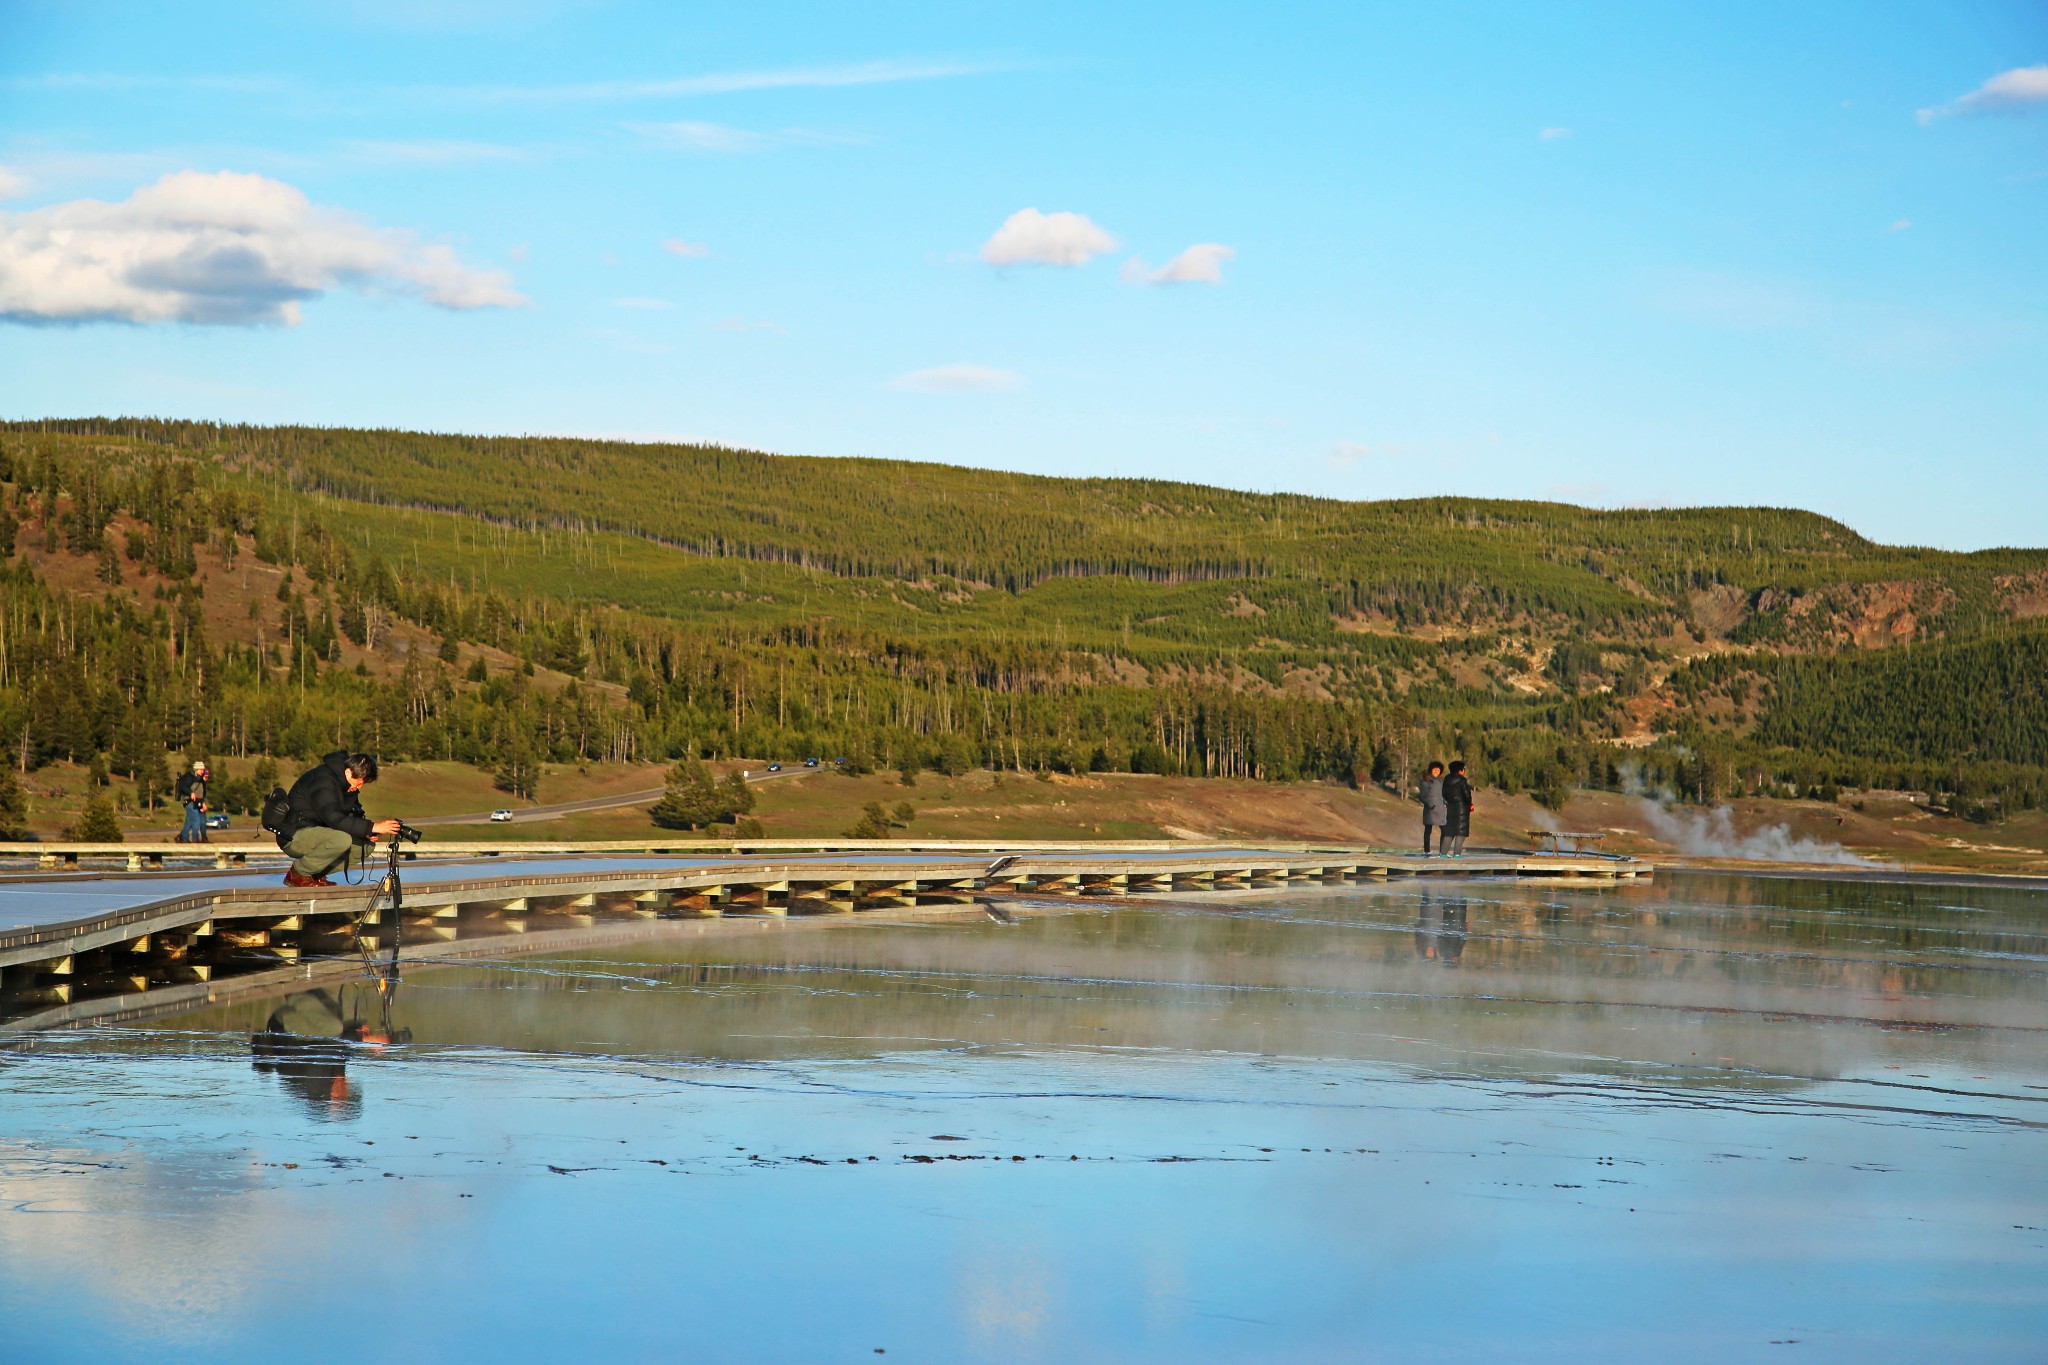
[276,751,401,887]
[1419,762,1447,853]
[174,759,210,843]
[1441,759,1474,856]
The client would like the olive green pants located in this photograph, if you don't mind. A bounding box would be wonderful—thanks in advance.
[283,827,368,880]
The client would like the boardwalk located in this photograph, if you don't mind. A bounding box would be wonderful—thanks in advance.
[0,841,1645,1030]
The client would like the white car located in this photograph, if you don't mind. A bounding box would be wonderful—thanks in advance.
[489,809,515,823]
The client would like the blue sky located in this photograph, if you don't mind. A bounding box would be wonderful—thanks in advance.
[1,1,2042,550]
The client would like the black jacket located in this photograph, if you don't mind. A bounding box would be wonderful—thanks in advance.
[175,772,207,807]
[1442,772,1473,838]
[278,751,373,848]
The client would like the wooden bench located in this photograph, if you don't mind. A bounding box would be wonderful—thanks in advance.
[1528,830,1609,854]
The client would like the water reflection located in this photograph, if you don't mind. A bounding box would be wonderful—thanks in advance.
[1411,894,1469,967]
[0,871,2041,1360]
[163,871,2048,1103]
[246,983,414,1122]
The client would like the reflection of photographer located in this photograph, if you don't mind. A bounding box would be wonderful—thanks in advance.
[271,751,414,888]
[251,989,369,1121]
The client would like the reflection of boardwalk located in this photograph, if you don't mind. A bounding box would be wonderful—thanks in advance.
[0,845,1644,1029]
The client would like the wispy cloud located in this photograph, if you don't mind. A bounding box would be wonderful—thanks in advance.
[887,363,1022,393]
[2,72,294,95]
[1886,218,1913,233]
[0,170,524,325]
[5,56,1012,106]
[421,57,1011,103]
[1122,242,1235,286]
[1539,125,1572,140]
[980,208,1117,267]
[662,237,709,258]
[1641,266,1817,331]
[337,138,531,165]
[1328,441,1387,468]
[0,166,24,201]
[587,326,673,355]
[1918,65,2048,123]
[626,120,864,154]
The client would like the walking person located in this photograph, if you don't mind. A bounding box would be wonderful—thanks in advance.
[174,759,210,843]
[1441,759,1474,857]
[273,751,404,887]
[1419,762,1447,854]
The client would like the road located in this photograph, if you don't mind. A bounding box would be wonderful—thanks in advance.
[410,763,820,827]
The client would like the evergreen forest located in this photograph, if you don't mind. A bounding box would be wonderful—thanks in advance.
[1,418,2043,836]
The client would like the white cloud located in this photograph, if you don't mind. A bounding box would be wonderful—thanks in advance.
[1123,242,1235,286]
[887,363,1023,393]
[661,237,709,258]
[612,296,670,310]
[0,166,26,201]
[1539,126,1572,140]
[0,169,525,325]
[979,208,1117,267]
[1328,441,1379,468]
[1918,65,2048,122]
[1886,218,1913,233]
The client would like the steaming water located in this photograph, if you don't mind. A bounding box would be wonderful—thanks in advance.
[2,871,2044,1361]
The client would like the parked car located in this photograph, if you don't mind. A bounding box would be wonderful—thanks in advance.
[766,762,783,772]
[204,813,231,830]
[489,809,514,823]
[803,757,820,768]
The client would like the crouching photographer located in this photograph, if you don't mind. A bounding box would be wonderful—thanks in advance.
[267,751,415,888]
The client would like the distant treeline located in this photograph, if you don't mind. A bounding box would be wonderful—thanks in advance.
[1,420,2044,827]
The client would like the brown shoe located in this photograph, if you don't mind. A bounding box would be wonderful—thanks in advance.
[283,869,333,888]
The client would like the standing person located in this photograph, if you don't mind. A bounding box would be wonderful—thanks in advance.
[174,759,210,843]
[1441,759,1474,857]
[1419,762,1447,854]
[274,751,403,887]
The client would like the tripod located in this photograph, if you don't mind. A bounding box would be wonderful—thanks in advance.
[350,834,415,1028]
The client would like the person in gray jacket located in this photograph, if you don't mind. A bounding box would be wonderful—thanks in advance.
[1420,762,1447,853]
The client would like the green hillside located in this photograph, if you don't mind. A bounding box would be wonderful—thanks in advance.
[1,418,2043,834]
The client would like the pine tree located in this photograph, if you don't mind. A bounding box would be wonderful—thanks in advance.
[493,728,540,800]
[846,801,891,839]
[73,791,123,842]
[0,764,25,838]
[721,771,754,819]
[650,758,720,830]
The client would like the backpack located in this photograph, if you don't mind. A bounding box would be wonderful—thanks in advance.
[259,786,295,837]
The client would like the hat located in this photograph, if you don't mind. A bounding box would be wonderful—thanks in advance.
[193,759,209,772]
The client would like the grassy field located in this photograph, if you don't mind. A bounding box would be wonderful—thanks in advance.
[12,756,2046,873]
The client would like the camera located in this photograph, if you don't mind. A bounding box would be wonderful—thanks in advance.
[395,822,424,844]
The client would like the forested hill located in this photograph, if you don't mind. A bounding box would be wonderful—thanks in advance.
[0,417,2043,833]
[12,417,2044,642]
